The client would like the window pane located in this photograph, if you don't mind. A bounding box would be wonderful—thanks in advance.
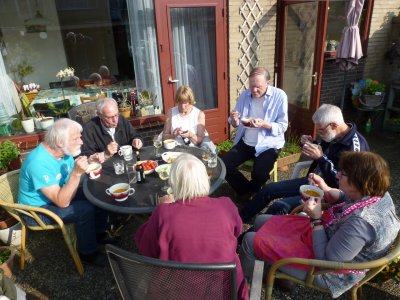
[170,7,217,110]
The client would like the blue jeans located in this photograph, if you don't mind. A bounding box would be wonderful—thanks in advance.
[23,189,108,255]
[239,177,308,222]
[222,139,279,195]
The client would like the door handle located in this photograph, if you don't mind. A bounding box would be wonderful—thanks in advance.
[168,76,179,84]
[311,72,318,86]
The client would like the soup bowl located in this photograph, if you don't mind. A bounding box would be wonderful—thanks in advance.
[106,183,135,202]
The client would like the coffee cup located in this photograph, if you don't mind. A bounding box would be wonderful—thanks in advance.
[163,139,176,150]
[118,145,133,161]
[86,162,102,179]
[299,185,324,202]
[106,183,135,202]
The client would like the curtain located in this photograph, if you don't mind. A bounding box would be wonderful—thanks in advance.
[126,0,162,108]
[170,8,217,110]
[335,0,365,71]
[0,54,18,120]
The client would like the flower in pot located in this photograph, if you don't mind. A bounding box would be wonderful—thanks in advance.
[0,141,21,174]
[56,67,75,102]
[360,79,386,108]
[277,127,302,171]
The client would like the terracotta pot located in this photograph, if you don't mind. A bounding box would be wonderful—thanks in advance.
[0,246,16,278]
[119,107,131,118]
[8,156,22,171]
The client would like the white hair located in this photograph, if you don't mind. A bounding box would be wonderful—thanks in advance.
[96,97,118,114]
[169,153,210,202]
[45,118,82,150]
[312,104,345,125]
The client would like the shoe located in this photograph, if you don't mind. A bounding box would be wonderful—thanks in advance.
[97,232,121,245]
[80,251,107,267]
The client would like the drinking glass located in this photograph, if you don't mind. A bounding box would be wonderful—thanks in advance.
[153,135,162,158]
[126,162,137,184]
[201,149,212,165]
[158,169,169,192]
[113,160,125,175]
[207,149,219,168]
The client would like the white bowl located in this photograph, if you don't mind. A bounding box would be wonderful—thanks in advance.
[163,139,176,150]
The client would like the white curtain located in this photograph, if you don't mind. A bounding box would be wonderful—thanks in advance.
[0,54,19,119]
[171,8,216,110]
[126,0,162,108]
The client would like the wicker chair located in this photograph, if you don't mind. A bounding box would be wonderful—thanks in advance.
[262,221,400,300]
[106,244,263,300]
[0,170,84,275]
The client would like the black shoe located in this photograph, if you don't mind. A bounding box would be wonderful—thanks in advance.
[97,232,121,245]
[80,251,107,267]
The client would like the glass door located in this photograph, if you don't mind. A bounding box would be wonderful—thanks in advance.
[155,0,228,143]
[277,1,328,136]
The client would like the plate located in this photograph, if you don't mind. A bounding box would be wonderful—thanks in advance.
[137,160,158,175]
[155,164,171,173]
[161,152,183,164]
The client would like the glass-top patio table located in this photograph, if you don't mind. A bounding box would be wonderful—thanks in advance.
[83,145,226,214]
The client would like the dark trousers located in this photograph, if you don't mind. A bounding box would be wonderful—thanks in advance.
[222,139,279,195]
[239,176,308,222]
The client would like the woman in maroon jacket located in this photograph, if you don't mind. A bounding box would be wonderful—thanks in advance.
[135,153,248,300]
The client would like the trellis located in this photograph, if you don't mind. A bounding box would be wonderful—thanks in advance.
[237,0,263,96]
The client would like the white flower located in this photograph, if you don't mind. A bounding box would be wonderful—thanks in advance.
[56,67,75,80]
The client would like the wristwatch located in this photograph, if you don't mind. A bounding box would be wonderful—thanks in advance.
[310,218,323,228]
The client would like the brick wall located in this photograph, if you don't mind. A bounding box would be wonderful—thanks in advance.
[364,0,400,82]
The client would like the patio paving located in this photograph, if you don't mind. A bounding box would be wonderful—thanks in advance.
[8,129,400,300]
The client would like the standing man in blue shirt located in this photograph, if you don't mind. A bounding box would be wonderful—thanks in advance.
[222,67,288,196]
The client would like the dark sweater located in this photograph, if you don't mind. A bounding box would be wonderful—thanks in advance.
[81,115,141,156]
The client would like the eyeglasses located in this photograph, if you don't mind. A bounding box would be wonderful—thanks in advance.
[337,170,348,179]
[316,123,332,132]
[101,114,119,121]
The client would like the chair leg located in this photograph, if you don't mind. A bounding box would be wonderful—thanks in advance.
[61,228,84,275]
[20,225,26,270]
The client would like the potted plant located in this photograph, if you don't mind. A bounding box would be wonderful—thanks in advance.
[118,91,132,118]
[360,78,386,108]
[277,131,302,171]
[216,139,233,157]
[0,141,21,175]
[137,90,157,116]
[0,246,16,278]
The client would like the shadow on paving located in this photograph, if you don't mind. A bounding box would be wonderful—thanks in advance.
[9,131,400,299]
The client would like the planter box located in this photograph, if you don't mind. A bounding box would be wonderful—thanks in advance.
[277,152,301,169]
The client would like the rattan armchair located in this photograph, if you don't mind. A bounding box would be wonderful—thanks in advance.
[262,228,400,300]
[0,170,84,275]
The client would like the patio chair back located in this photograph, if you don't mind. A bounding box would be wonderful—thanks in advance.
[0,170,84,275]
[67,102,97,125]
[105,244,238,300]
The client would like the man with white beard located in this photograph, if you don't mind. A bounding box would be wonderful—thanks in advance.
[239,104,370,223]
[18,118,109,266]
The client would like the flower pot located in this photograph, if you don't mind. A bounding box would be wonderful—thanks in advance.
[0,246,16,278]
[360,94,384,108]
[119,107,131,118]
[0,221,21,246]
[8,156,22,171]
[40,117,54,130]
[21,118,35,133]
[34,117,42,129]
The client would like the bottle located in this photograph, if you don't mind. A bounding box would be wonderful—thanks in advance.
[365,118,372,135]
[136,151,140,162]
[135,163,143,183]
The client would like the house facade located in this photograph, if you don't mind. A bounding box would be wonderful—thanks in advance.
[1,0,399,148]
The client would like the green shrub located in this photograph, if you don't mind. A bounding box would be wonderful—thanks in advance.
[0,141,20,171]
